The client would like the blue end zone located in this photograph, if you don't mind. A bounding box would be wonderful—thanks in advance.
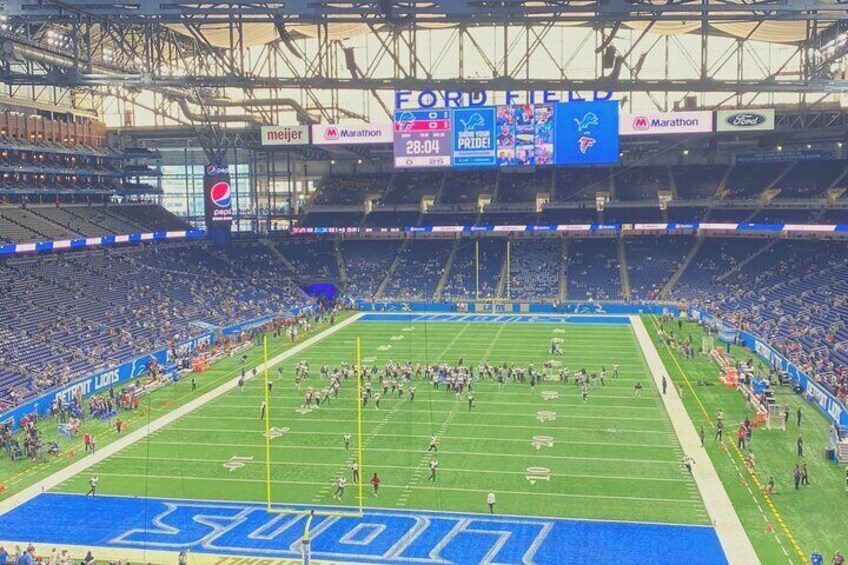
[358,313,632,324]
[0,493,726,565]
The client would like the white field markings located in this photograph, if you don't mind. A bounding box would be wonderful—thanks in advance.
[316,321,473,505]
[154,417,678,437]
[147,427,682,450]
[629,316,760,565]
[395,324,475,507]
[511,325,705,519]
[122,440,680,467]
[99,454,693,483]
[66,470,700,506]
[396,401,457,509]
[310,383,408,504]
[0,313,366,517]
[202,397,666,412]
[178,409,668,422]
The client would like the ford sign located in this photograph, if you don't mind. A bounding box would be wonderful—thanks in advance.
[716,108,774,131]
[725,113,766,127]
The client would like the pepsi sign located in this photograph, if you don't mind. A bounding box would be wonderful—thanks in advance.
[203,162,233,226]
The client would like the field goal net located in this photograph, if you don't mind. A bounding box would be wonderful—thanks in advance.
[701,336,715,354]
[766,403,786,430]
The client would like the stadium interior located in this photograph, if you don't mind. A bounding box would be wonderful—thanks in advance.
[0,1,848,564]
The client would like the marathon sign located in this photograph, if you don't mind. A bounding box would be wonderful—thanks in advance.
[716,108,775,132]
[311,123,393,145]
[260,125,309,146]
[620,111,713,136]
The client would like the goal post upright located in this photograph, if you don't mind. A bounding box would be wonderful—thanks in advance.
[263,335,273,512]
[355,336,365,514]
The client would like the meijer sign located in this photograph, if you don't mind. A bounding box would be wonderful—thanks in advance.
[260,125,310,146]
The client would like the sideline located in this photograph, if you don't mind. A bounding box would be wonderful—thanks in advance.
[629,315,760,565]
[0,312,364,518]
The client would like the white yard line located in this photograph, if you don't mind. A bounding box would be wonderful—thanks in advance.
[0,312,364,518]
[629,315,760,565]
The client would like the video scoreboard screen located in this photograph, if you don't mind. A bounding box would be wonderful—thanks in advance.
[393,101,619,169]
[393,110,452,168]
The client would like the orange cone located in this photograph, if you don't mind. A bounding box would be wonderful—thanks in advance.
[67,450,75,458]
[0,484,6,493]
[765,523,774,533]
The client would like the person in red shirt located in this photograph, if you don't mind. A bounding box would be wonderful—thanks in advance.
[83,433,92,452]
[737,426,746,450]
[115,418,122,435]
[370,473,380,497]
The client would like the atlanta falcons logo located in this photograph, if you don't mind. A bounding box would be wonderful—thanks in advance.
[578,136,596,154]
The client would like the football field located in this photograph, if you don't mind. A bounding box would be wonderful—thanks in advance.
[0,313,729,564]
[57,315,705,522]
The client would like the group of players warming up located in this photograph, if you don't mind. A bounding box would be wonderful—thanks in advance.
[256,336,639,515]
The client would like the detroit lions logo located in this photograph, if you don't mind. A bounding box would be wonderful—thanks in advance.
[573,112,599,131]
[460,113,485,131]
[396,112,416,131]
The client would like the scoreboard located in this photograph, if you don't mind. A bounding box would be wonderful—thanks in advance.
[393,110,452,168]
[393,101,619,169]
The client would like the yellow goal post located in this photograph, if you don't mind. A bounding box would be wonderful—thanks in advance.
[262,335,366,519]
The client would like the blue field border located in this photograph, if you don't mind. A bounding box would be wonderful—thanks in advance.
[0,493,726,564]
[358,313,632,324]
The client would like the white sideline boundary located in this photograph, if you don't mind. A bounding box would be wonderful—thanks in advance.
[0,312,364,518]
[629,315,760,565]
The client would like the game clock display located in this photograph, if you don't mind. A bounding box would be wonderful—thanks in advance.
[393,101,619,169]
[393,109,452,168]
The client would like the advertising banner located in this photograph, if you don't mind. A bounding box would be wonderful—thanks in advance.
[620,111,712,136]
[716,108,775,132]
[260,125,309,146]
[312,123,393,145]
[203,164,233,226]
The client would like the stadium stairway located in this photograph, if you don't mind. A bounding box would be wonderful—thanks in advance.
[261,240,297,275]
[101,207,145,232]
[24,207,85,238]
[434,239,460,300]
[668,166,679,199]
[373,239,408,299]
[494,241,510,299]
[334,239,347,283]
[0,208,51,242]
[558,239,568,302]
[617,239,631,300]
[766,161,797,194]
[659,237,705,298]
[715,165,733,198]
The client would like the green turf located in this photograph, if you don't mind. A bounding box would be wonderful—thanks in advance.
[643,314,848,565]
[53,319,710,525]
[0,314,345,497]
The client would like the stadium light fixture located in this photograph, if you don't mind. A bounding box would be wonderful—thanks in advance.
[776,145,783,151]
[682,149,689,156]
[838,142,844,148]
